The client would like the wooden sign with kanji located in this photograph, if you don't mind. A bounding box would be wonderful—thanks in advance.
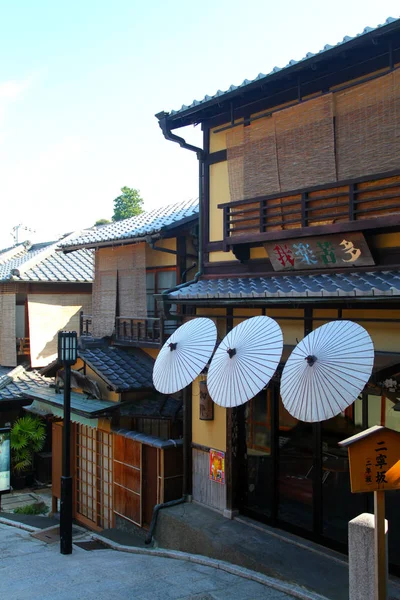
[339,425,400,493]
[265,231,374,271]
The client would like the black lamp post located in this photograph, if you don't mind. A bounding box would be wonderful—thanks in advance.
[58,330,77,555]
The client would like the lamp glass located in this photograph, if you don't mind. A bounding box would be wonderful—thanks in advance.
[58,331,78,365]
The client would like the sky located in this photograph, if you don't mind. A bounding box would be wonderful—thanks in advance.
[0,0,398,248]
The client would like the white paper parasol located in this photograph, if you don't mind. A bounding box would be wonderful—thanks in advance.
[207,316,283,408]
[280,320,374,422]
[153,318,217,394]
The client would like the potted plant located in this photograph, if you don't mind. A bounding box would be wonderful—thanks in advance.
[10,415,46,489]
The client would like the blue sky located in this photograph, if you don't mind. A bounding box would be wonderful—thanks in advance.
[0,0,398,247]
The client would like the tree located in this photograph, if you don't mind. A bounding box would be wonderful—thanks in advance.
[94,218,111,226]
[112,186,144,221]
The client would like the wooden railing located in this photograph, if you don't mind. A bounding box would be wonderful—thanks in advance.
[79,313,92,336]
[219,170,400,247]
[16,337,30,356]
[115,316,163,346]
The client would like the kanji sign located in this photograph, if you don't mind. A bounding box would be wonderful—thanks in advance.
[265,232,374,271]
[339,426,400,493]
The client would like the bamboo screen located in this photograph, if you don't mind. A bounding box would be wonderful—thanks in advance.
[226,127,244,202]
[275,95,336,191]
[0,289,16,367]
[335,70,400,180]
[92,245,146,337]
[117,243,147,318]
[226,95,336,201]
[224,71,400,206]
[28,293,92,367]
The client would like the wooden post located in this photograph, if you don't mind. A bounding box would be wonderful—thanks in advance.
[374,490,387,600]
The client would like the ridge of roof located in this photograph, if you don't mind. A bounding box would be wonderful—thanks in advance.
[164,17,399,119]
[59,197,199,250]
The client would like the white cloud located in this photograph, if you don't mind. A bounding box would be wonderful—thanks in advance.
[0,76,33,125]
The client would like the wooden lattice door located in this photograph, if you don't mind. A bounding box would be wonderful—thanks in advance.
[75,425,113,530]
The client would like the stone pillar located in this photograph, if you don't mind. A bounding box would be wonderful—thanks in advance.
[349,513,388,600]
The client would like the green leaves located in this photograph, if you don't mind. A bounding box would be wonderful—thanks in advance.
[112,186,144,222]
[10,416,46,473]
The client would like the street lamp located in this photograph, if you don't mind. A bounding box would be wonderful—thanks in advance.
[58,330,77,555]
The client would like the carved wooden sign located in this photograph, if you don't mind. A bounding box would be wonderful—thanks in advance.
[265,232,374,271]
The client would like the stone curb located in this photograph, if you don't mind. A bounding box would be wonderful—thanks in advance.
[91,532,329,600]
[0,516,40,533]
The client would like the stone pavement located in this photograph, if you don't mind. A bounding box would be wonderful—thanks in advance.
[0,521,311,600]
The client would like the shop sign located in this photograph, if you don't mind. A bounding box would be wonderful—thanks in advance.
[199,379,214,421]
[0,428,11,494]
[265,232,374,271]
[209,449,225,484]
[339,426,400,493]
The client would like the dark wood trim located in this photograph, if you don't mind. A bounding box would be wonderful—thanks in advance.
[203,128,210,266]
[171,35,400,131]
[225,215,400,246]
[205,241,224,252]
[191,442,212,453]
[205,149,227,165]
[204,259,273,276]
[183,385,192,497]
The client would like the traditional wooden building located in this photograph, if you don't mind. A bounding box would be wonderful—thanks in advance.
[155,17,400,571]
[24,199,198,532]
[0,236,93,368]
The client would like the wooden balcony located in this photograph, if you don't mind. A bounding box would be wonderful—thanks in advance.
[219,170,400,249]
[115,316,163,348]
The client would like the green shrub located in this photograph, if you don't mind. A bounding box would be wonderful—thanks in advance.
[14,501,49,515]
[10,415,46,474]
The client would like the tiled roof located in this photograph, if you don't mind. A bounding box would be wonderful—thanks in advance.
[120,394,183,420]
[0,239,93,283]
[0,365,52,402]
[168,271,400,300]
[22,387,116,417]
[59,198,199,250]
[78,346,154,391]
[166,17,398,117]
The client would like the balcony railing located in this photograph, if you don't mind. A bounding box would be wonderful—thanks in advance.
[115,316,163,347]
[80,313,92,336]
[219,170,400,247]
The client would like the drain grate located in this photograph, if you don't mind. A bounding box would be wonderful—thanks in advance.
[74,541,109,551]
[31,526,83,544]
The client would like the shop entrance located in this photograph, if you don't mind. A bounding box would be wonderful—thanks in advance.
[239,386,378,557]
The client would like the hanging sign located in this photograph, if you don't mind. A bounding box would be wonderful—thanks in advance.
[0,428,11,494]
[265,232,374,271]
[339,425,400,493]
[209,449,225,484]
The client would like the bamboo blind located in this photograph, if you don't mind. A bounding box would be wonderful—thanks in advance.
[243,118,280,198]
[335,70,400,180]
[118,243,147,318]
[275,95,336,191]
[226,127,245,202]
[92,270,117,338]
[0,291,16,367]
[28,293,92,367]
[92,244,147,337]
[225,71,400,204]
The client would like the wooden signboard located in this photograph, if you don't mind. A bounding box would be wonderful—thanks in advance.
[339,425,400,494]
[199,379,214,421]
[265,232,374,272]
